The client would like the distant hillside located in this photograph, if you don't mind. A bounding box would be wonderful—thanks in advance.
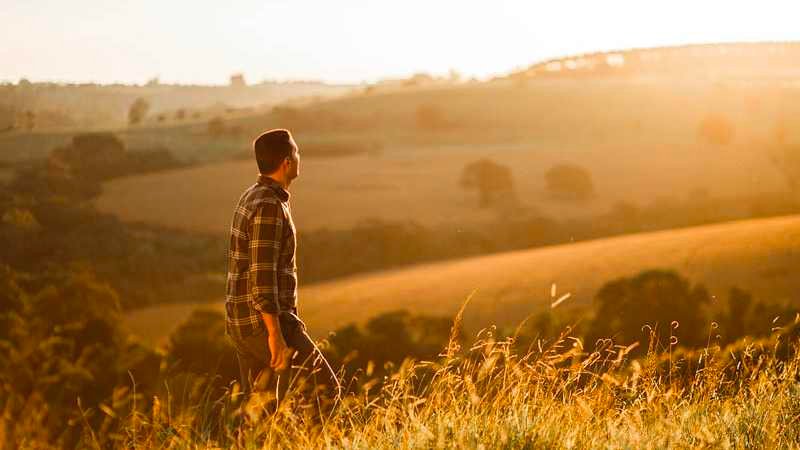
[5,41,800,164]
[157,42,800,151]
[0,80,354,130]
[505,41,800,81]
[125,214,800,345]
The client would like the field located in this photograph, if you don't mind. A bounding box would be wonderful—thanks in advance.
[95,138,785,234]
[125,213,800,345]
[88,77,799,234]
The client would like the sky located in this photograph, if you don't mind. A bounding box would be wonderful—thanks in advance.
[1,0,799,85]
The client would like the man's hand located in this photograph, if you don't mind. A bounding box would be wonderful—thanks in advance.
[268,332,294,372]
[262,312,295,372]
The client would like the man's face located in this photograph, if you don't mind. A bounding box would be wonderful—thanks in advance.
[287,143,300,181]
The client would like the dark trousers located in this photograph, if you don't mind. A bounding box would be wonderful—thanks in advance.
[228,311,341,409]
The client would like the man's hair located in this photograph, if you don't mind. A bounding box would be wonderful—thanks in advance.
[253,129,295,174]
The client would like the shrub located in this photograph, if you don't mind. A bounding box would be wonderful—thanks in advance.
[459,158,516,208]
[128,97,150,125]
[544,163,595,202]
[585,269,712,354]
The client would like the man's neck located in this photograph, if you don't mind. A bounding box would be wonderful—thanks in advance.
[264,174,289,190]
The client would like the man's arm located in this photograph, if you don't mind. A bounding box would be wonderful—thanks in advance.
[250,201,291,369]
[261,312,290,370]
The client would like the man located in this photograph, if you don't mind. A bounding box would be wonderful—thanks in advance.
[225,128,341,411]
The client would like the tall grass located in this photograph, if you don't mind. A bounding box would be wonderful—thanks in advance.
[89,304,800,449]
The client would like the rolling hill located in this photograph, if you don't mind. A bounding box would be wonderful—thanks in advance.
[125,213,800,346]
[89,42,800,235]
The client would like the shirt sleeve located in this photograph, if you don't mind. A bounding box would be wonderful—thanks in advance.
[249,201,283,315]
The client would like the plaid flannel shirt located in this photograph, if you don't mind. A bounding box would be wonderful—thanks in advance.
[225,174,298,339]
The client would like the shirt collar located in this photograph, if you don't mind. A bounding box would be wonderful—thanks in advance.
[257,174,290,202]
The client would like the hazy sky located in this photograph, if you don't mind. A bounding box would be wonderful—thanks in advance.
[2,0,798,85]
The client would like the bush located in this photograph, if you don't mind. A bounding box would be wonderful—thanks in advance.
[544,163,595,203]
[324,310,453,382]
[585,269,712,354]
[459,158,516,208]
[0,266,161,448]
[128,97,150,125]
[47,133,181,186]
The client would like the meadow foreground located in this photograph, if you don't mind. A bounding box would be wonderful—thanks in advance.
[105,301,800,449]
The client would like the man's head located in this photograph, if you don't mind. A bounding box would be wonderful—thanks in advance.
[254,128,300,187]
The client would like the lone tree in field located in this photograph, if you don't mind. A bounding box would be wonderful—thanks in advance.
[585,269,711,355]
[128,97,150,125]
[459,158,515,208]
[544,163,595,203]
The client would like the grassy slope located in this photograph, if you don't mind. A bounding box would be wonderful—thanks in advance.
[92,76,799,233]
[125,213,800,345]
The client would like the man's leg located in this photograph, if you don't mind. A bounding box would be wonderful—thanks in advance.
[236,350,277,395]
[282,318,342,407]
[235,350,258,394]
[229,331,279,418]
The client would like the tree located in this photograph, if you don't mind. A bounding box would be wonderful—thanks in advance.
[48,133,127,180]
[724,287,752,342]
[128,97,150,125]
[586,269,711,354]
[0,267,160,448]
[324,310,452,382]
[717,286,797,345]
[459,158,516,208]
[544,163,595,203]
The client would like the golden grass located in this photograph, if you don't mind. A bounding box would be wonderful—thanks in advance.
[125,214,800,345]
[99,302,800,449]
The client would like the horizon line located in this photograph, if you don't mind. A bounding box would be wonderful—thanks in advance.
[5,39,797,88]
